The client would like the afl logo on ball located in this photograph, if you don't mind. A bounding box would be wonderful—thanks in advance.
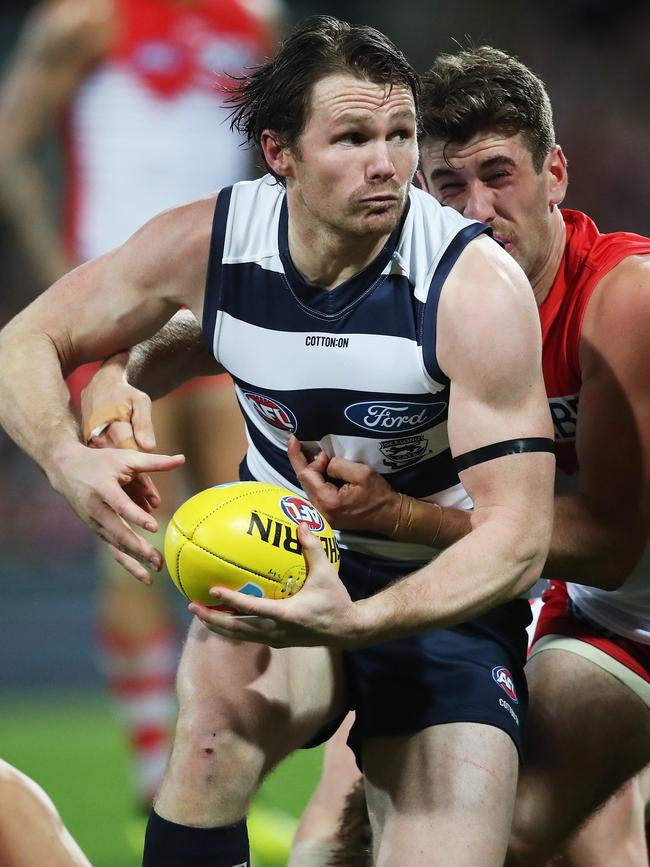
[243,391,297,433]
[492,666,518,703]
[280,496,325,532]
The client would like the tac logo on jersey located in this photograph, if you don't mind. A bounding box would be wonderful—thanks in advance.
[344,401,446,434]
[379,435,431,469]
[280,496,325,532]
[548,393,579,441]
[492,666,518,703]
[243,391,297,433]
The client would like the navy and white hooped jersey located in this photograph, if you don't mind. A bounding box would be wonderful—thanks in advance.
[203,175,488,560]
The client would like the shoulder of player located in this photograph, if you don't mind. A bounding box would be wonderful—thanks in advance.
[22,0,112,67]
[581,252,650,364]
[441,233,536,324]
[437,234,540,384]
[115,195,218,300]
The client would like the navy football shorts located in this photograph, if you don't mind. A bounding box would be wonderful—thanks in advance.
[311,548,531,762]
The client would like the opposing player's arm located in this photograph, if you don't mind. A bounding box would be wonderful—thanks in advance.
[546,254,650,588]
[0,197,213,572]
[0,0,112,282]
[352,236,555,638]
[81,310,223,450]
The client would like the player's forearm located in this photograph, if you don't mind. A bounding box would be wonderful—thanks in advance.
[544,493,647,590]
[353,512,548,643]
[125,311,222,399]
[0,156,70,284]
[390,496,472,548]
[0,319,81,484]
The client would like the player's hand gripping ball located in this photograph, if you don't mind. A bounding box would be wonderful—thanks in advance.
[164,482,340,605]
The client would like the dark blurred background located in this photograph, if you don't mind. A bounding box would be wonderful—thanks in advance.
[1,0,649,684]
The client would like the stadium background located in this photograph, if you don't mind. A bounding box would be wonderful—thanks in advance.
[0,1,649,864]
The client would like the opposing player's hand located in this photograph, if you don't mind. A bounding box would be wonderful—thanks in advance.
[81,356,161,511]
[50,441,185,584]
[287,435,400,535]
[188,524,367,649]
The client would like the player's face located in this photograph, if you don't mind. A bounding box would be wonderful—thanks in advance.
[419,132,567,282]
[288,74,418,239]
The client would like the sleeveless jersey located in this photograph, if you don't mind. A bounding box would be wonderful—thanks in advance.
[540,208,650,642]
[63,0,272,260]
[202,176,487,560]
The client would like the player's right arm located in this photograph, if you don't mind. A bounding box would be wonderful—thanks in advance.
[0,0,112,283]
[0,196,215,579]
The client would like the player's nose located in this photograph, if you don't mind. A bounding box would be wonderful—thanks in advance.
[463,183,496,224]
[366,141,396,181]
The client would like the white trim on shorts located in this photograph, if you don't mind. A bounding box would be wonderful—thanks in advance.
[529,634,650,708]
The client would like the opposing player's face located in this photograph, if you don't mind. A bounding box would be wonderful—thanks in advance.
[289,74,418,238]
[419,132,567,282]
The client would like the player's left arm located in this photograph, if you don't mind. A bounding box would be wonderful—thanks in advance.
[545,254,650,589]
[196,236,555,647]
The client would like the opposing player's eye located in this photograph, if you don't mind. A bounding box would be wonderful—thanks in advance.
[486,171,510,183]
[438,181,464,194]
[389,129,413,142]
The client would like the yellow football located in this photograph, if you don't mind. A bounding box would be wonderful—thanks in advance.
[164,482,340,605]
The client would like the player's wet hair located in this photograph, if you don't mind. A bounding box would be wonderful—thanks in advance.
[420,46,555,172]
[227,15,420,184]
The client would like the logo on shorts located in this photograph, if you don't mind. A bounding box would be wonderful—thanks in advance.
[280,496,325,532]
[243,391,297,432]
[492,666,518,703]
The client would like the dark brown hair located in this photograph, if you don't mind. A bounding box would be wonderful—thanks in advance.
[227,15,420,183]
[420,46,555,172]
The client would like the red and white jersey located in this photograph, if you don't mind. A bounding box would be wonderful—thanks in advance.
[63,0,274,260]
[541,209,650,642]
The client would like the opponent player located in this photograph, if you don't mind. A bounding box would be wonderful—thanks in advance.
[0,17,555,867]
[279,44,650,865]
[0,0,272,809]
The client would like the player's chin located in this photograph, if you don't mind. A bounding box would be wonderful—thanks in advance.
[355,206,401,235]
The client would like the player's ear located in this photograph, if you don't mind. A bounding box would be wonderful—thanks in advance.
[261,130,293,179]
[547,145,568,208]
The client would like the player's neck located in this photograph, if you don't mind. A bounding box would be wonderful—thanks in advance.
[530,206,567,307]
[286,203,393,290]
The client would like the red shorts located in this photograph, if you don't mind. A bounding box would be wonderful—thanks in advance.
[532,581,650,684]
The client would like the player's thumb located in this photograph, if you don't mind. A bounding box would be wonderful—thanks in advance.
[298,523,331,576]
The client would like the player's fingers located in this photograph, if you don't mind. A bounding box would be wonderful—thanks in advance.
[206,587,282,619]
[123,476,159,512]
[108,420,138,450]
[106,542,153,584]
[131,393,156,451]
[102,480,160,532]
[287,435,309,472]
[92,507,162,571]
[325,455,370,483]
[82,402,131,444]
[123,450,185,475]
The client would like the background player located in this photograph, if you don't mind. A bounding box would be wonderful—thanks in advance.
[0,0,277,811]
[0,16,555,866]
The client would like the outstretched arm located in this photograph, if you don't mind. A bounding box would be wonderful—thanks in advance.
[0,196,215,579]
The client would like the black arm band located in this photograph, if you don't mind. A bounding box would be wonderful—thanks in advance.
[453,437,555,473]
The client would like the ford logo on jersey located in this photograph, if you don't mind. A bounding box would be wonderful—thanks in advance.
[344,400,446,434]
[492,666,518,703]
[243,391,297,433]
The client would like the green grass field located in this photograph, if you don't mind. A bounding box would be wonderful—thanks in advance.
[0,690,324,867]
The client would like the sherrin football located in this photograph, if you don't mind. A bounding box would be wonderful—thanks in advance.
[164,482,340,605]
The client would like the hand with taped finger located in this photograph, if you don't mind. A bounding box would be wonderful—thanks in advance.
[49,439,185,583]
[287,434,401,534]
[81,356,161,512]
[188,523,366,648]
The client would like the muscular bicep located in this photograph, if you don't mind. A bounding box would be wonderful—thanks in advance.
[9,198,213,373]
[438,235,554,518]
